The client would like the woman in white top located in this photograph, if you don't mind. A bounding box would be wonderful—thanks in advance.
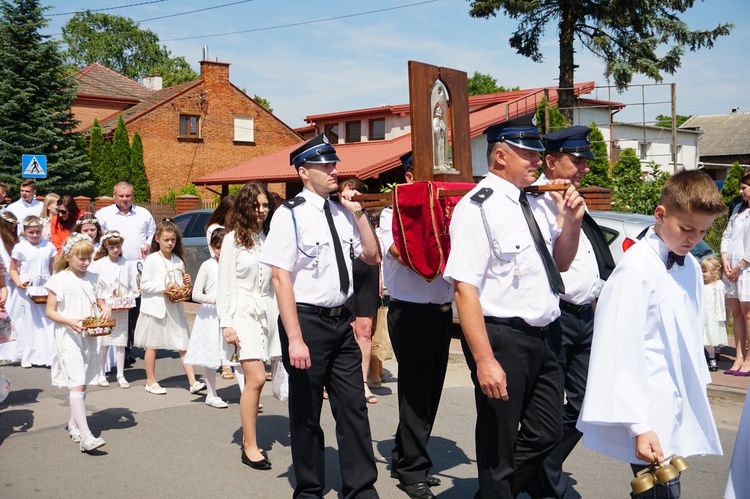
[721,174,750,375]
[217,183,279,470]
[0,211,19,362]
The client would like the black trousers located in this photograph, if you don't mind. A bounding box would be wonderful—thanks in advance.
[279,307,378,499]
[388,299,452,485]
[462,319,562,499]
[534,304,595,498]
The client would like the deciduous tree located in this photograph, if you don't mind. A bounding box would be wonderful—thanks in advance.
[468,0,732,123]
[467,71,518,96]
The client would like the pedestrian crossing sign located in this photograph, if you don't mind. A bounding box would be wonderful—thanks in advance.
[21,154,47,179]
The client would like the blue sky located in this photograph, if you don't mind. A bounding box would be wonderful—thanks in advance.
[40,0,748,128]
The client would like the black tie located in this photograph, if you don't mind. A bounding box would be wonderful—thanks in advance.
[518,192,565,294]
[666,251,685,270]
[581,212,616,281]
[323,199,349,294]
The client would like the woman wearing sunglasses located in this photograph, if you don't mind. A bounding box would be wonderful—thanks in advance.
[50,195,81,254]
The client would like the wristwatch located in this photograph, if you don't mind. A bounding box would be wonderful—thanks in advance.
[353,208,365,217]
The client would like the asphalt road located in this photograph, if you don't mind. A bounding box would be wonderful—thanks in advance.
[0,349,744,498]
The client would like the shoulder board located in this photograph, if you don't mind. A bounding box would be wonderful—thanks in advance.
[470,187,493,204]
[283,196,306,209]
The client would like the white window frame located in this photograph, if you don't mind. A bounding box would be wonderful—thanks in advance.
[234,116,254,143]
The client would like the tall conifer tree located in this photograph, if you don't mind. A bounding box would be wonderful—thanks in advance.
[129,132,150,202]
[0,0,93,195]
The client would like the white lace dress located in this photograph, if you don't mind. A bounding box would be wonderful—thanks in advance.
[704,279,728,346]
[184,258,223,368]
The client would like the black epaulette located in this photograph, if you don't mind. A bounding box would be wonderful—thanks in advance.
[283,196,306,209]
[470,187,493,204]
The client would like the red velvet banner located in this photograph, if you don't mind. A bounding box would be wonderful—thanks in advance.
[392,181,475,281]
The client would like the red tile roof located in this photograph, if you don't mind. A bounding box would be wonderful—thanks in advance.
[195,81,606,185]
[69,63,154,102]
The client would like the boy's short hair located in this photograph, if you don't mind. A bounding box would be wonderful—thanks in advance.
[659,170,727,216]
[19,179,36,190]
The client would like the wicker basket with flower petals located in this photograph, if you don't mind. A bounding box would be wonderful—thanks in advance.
[163,269,192,303]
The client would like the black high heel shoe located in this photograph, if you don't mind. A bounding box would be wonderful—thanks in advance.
[241,447,272,470]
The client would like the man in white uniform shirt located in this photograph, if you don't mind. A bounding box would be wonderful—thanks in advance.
[380,152,453,499]
[7,179,42,235]
[261,134,381,499]
[95,181,156,364]
[443,114,585,499]
[528,126,615,498]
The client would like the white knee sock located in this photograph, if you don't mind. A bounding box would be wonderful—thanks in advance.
[99,346,109,377]
[235,364,245,394]
[69,391,91,437]
[706,345,715,358]
[204,367,218,398]
[115,346,126,378]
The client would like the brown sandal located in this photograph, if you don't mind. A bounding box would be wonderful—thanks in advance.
[221,366,234,380]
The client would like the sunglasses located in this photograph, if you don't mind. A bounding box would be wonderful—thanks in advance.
[58,210,68,215]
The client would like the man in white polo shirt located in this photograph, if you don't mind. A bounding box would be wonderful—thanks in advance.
[7,179,42,235]
[95,181,156,364]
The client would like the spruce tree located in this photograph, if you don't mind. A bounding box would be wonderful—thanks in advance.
[580,122,612,189]
[100,140,113,195]
[0,0,93,195]
[105,115,131,195]
[88,119,106,195]
[129,132,150,202]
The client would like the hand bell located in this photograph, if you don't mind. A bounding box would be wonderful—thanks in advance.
[631,468,656,495]
[669,455,690,473]
[230,344,239,363]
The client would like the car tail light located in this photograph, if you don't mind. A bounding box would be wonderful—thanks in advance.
[622,237,637,252]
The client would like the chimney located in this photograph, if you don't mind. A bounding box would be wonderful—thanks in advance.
[202,45,209,61]
[142,75,163,90]
[732,107,740,114]
[200,59,230,84]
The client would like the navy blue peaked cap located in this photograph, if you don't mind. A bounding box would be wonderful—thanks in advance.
[400,151,413,171]
[543,126,595,158]
[483,113,544,151]
[290,133,340,169]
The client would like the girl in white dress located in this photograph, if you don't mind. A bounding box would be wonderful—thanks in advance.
[0,211,19,362]
[74,213,103,253]
[701,256,727,371]
[45,233,107,453]
[721,174,750,375]
[90,231,138,388]
[185,228,227,408]
[9,216,56,367]
[134,219,204,395]
[218,183,279,470]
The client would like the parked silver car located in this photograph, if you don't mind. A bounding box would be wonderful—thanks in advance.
[589,210,715,264]
[173,209,214,284]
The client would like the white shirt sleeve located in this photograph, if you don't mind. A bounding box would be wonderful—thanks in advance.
[191,260,213,304]
[259,207,298,272]
[217,234,238,328]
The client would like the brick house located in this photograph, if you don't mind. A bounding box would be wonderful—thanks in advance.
[70,60,301,199]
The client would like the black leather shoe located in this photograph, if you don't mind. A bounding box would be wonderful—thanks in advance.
[425,476,441,487]
[403,482,435,499]
[241,447,272,470]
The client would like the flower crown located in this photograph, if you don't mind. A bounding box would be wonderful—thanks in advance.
[62,233,93,255]
[0,211,17,224]
[22,216,43,228]
[100,231,122,244]
[76,216,99,226]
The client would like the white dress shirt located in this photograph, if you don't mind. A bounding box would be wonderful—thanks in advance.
[443,173,561,327]
[260,188,362,308]
[535,174,601,305]
[95,204,156,262]
[379,207,453,304]
[7,199,42,235]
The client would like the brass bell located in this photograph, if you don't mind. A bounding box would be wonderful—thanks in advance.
[631,468,656,495]
[669,455,690,473]
[230,344,239,364]
[653,462,680,484]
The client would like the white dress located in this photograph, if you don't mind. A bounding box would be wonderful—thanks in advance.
[217,231,280,363]
[89,257,138,348]
[0,244,21,361]
[725,390,750,498]
[704,279,728,346]
[46,270,99,388]
[12,239,56,366]
[134,252,190,351]
[184,258,223,368]
[721,204,750,301]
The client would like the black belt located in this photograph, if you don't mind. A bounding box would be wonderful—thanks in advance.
[390,298,452,313]
[559,300,592,315]
[484,316,550,333]
[297,303,346,317]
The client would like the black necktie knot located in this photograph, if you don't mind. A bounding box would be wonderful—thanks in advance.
[666,251,685,270]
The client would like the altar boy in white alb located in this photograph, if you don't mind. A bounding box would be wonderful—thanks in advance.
[578,170,726,498]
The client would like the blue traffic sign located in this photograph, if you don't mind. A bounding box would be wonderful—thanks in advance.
[22,154,47,179]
